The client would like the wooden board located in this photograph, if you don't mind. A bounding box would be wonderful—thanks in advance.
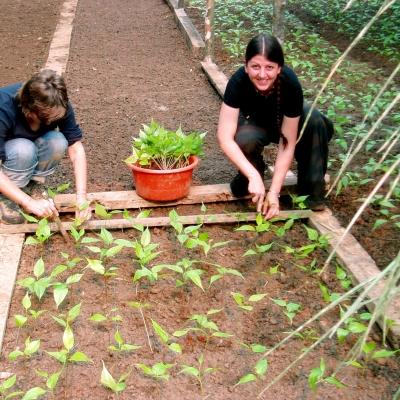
[0,234,25,354]
[0,210,313,235]
[309,209,400,348]
[54,178,299,212]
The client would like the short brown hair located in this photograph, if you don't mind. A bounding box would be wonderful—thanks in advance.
[17,69,68,114]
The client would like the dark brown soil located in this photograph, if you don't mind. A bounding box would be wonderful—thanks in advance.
[0,0,399,399]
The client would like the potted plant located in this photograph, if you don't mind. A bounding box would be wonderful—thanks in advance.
[125,121,206,201]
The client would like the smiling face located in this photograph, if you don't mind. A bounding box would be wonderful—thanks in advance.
[245,54,281,93]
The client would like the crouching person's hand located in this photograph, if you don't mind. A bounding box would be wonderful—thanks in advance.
[75,193,91,224]
[24,197,59,219]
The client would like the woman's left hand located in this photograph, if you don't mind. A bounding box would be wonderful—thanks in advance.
[262,191,280,219]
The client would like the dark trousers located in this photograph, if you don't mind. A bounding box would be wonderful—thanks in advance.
[234,104,334,200]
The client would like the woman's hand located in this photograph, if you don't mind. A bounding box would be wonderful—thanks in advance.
[75,193,91,223]
[248,172,266,212]
[24,197,59,219]
[262,191,280,219]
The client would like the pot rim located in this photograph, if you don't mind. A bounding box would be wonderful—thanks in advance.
[127,155,199,175]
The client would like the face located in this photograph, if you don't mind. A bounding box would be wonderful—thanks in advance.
[245,54,282,93]
[30,106,66,126]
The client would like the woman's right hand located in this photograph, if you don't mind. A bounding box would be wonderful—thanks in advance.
[24,197,59,219]
[248,172,266,213]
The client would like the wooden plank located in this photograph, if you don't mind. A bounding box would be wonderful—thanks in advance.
[200,59,228,98]
[55,177,299,212]
[0,210,313,235]
[0,234,25,354]
[309,209,400,347]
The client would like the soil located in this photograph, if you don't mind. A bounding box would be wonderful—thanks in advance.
[0,0,399,399]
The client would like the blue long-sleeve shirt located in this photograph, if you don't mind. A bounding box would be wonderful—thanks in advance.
[0,83,83,162]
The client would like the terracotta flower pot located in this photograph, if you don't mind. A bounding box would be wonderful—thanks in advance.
[128,156,199,201]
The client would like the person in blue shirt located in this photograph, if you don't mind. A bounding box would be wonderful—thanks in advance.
[217,33,334,218]
[0,69,90,224]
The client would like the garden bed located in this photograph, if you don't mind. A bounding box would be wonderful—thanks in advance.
[0,203,399,399]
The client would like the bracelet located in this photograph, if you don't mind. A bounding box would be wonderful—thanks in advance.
[268,190,280,198]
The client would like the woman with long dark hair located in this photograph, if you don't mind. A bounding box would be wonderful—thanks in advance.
[217,33,334,218]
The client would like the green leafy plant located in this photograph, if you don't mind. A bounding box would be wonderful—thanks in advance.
[236,358,268,386]
[271,298,301,325]
[22,216,52,246]
[125,120,205,169]
[178,353,217,394]
[151,319,182,354]
[135,362,174,381]
[0,374,23,399]
[101,361,130,395]
[8,336,41,361]
[231,292,267,312]
[108,329,141,352]
[308,358,346,393]
[35,368,63,394]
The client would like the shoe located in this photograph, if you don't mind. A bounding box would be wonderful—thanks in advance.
[230,173,249,197]
[0,195,25,224]
[305,197,327,211]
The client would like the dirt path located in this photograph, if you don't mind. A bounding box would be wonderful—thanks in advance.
[52,0,232,193]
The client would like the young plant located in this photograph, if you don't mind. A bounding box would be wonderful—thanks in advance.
[0,374,23,399]
[234,213,271,235]
[178,353,217,394]
[151,319,182,354]
[243,242,274,258]
[35,368,63,394]
[173,309,233,346]
[14,292,46,330]
[101,361,130,395]
[94,203,122,220]
[46,323,91,365]
[135,362,174,381]
[235,358,268,386]
[308,358,346,393]
[289,194,308,210]
[108,329,141,352]
[231,292,267,312]
[271,298,301,325]
[8,336,40,361]
[52,303,82,328]
[22,215,52,246]
[89,307,123,324]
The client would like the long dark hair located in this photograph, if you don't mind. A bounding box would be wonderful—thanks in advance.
[245,34,287,146]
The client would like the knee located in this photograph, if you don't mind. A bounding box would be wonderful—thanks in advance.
[36,131,68,161]
[234,127,267,155]
[4,139,38,170]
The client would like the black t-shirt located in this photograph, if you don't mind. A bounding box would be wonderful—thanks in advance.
[223,65,303,139]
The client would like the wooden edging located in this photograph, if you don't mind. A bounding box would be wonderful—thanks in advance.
[309,209,400,348]
[0,234,25,354]
[53,179,299,212]
[0,211,313,235]
[163,0,205,58]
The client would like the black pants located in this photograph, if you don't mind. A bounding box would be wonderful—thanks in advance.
[234,104,334,200]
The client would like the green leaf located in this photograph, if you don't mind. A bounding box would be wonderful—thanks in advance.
[89,313,107,322]
[25,338,40,356]
[250,343,267,353]
[86,258,105,275]
[254,359,268,377]
[179,366,199,377]
[325,376,346,388]
[236,373,257,385]
[151,319,169,344]
[22,292,31,310]
[14,314,27,328]
[101,361,117,391]
[1,374,16,390]
[65,274,83,285]
[372,349,399,359]
[46,350,67,364]
[33,258,45,279]
[248,293,267,302]
[46,371,62,390]
[168,343,182,354]
[8,350,24,361]
[185,270,204,290]
[53,284,68,308]
[67,303,82,322]
[63,324,74,352]
[21,387,46,400]
[243,249,257,256]
[69,351,91,363]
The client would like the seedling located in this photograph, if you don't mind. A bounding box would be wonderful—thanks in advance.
[35,368,63,393]
[235,358,268,386]
[169,209,230,256]
[108,329,141,352]
[101,361,130,395]
[47,323,91,364]
[235,213,271,235]
[271,298,301,325]
[173,309,233,346]
[135,362,174,381]
[0,374,23,399]
[52,303,82,328]
[231,292,267,312]
[240,343,268,353]
[22,214,52,246]
[83,228,123,264]
[290,194,308,210]
[243,242,274,257]
[308,358,346,393]
[8,336,40,361]
[14,292,45,329]
[89,307,123,324]
[178,353,217,394]
[94,203,122,220]
[361,341,399,363]
[209,263,244,286]
[151,319,182,354]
